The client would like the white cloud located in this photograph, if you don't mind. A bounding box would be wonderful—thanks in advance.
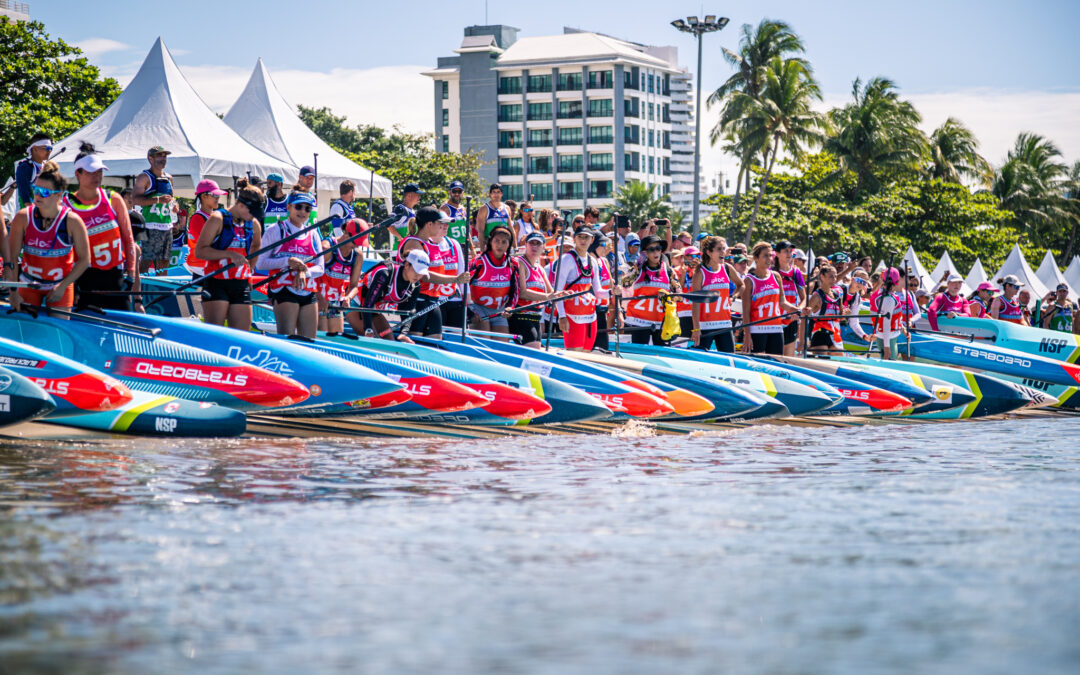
[73,38,131,59]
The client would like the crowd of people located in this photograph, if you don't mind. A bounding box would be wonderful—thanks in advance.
[1,137,1077,353]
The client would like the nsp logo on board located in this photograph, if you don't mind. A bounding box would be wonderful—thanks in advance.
[154,417,177,433]
[951,344,1031,368]
[1038,337,1070,355]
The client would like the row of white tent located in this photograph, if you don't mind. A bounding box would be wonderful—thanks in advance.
[894,245,1080,302]
[44,38,392,206]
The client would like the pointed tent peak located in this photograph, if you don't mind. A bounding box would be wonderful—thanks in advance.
[965,258,988,290]
[900,245,934,293]
[930,250,972,296]
[1039,250,1079,301]
[1065,256,1080,299]
[991,244,1051,299]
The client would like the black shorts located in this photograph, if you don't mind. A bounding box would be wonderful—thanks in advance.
[203,278,252,305]
[509,313,542,344]
[751,331,785,354]
[441,299,466,330]
[76,266,130,311]
[409,295,444,336]
[594,309,610,351]
[679,315,694,338]
[810,329,841,349]
[783,320,799,345]
[631,325,668,346]
[270,287,316,307]
[695,329,735,353]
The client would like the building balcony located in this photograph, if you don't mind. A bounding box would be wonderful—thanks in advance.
[557,82,582,92]
[557,110,582,119]
[499,167,524,176]
[498,114,523,123]
[528,139,554,148]
[527,112,553,121]
[588,163,614,173]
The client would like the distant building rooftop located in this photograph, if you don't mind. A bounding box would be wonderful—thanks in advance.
[495,31,676,70]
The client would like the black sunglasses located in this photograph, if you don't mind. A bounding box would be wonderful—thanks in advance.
[291,204,312,212]
[644,246,663,253]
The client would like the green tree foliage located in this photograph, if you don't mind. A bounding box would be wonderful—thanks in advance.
[822,77,928,195]
[0,18,121,182]
[608,181,677,229]
[703,153,1018,271]
[927,117,991,186]
[298,105,486,217]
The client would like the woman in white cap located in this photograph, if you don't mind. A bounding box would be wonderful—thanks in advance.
[925,274,968,331]
[63,142,138,311]
[257,191,325,338]
[357,248,431,343]
[990,274,1027,325]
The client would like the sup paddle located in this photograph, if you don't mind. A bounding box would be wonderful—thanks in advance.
[462,196,472,343]
[543,212,571,351]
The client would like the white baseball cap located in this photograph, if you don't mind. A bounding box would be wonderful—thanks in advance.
[792,248,807,260]
[405,249,431,276]
[73,154,108,173]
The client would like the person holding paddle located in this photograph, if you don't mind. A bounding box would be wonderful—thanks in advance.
[507,231,566,348]
[554,226,602,352]
[358,248,431,343]
[622,234,679,346]
[740,242,797,355]
[256,191,324,338]
[690,236,743,352]
[193,178,264,332]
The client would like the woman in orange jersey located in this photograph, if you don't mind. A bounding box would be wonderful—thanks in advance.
[193,178,264,331]
[739,242,797,354]
[690,236,743,352]
[398,206,471,339]
[5,161,90,311]
[622,234,679,345]
[508,231,565,348]
[184,179,229,277]
[63,143,137,311]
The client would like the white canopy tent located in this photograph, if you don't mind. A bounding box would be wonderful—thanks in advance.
[991,244,1051,299]
[965,258,989,290]
[900,245,935,293]
[50,39,293,194]
[929,251,972,296]
[1036,250,1077,301]
[224,59,392,208]
[1064,256,1080,300]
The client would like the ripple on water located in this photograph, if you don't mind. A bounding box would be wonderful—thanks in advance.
[0,417,1078,673]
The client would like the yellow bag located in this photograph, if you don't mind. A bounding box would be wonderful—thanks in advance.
[661,295,681,341]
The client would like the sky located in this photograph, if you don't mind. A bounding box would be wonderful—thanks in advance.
[31,0,1080,187]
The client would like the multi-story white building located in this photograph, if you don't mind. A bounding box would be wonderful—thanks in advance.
[425,26,685,216]
[0,0,31,21]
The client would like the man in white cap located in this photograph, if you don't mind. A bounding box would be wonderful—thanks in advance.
[4,132,53,210]
[358,248,431,343]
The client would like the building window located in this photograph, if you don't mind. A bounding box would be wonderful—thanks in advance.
[442,134,450,152]
[527,128,553,147]
[498,76,521,94]
[528,155,553,174]
[558,153,583,173]
[662,73,671,96]
[587,70,613,89]
[624,98,639,119]
[441,81,449,100]
[648,74,655,93]
[663,157,671,176]
[588,152,613,172]
[498,104,522,122]
[589,180,613,199]
[587,99,613,118]
[442,109,449,127]
[649,156,655,174]
[499,157,523,175]
[557,72,582,91]
[662,131,670,149]
[558,181,583,200]
[558,100,582,119]
[499,130,522,149]
[662,104,670,123]
[624,67,639,90]
[648,102,654,121]
[624,124,640,145]
[527,74,552,93]
[531,182,554,201]
[527,102,552,121]
[624,151,640,172]
[587,126,613,144]
[502,184,524,201]
[648,130,654,147]
[557,127,583,146]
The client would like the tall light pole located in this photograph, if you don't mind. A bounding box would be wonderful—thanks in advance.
[672,15,728,239]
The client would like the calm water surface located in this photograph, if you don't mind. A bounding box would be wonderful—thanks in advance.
[1,418,1079,674]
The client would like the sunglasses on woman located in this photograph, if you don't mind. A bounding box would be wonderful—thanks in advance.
[32,185,60,199]
[644,246,662,253]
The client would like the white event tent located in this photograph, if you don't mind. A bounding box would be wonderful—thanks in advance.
[900,246,934,292]
[992,244,1050,299]
[224,59,392,208]
[1066,256,1080,297]
[965,258,989,290]
[1036,250,1077,300]
[50,39,293,194]
[929,251,972,296]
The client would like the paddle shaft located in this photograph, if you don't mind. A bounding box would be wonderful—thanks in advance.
[543,213,570,350]
[506,288,591,315]
[462,197,472,344]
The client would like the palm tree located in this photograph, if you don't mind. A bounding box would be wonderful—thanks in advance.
[725,57,826,244]
[992,133,1070,235]
[927,117,991,186]
[822,77,928,195]
[708,19,808,228]
[1063,161,1080,260]
[610,181,672,228]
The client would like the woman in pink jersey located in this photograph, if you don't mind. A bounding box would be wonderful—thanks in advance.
[508,231,565,347]
[966,281,997,318]
[194,179,263,331]
[990,274,1028,325]
[555,226,602,351]
[739,242,797,354]
[398,206,470,339]
[773,240,806,355]
[256,191,324,338]
[925,274,969,331]
[691,236,743,352]
[469,224,515,337]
